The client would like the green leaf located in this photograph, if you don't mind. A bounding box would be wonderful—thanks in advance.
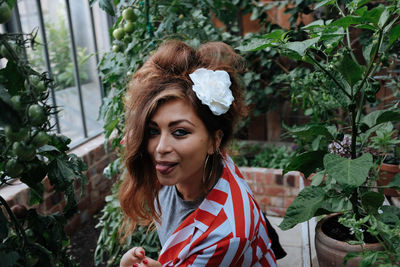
[0,60,24,96]
[314,0,334,10]
[361,108,400,128]
[283,150,326,177]
[324,153,373,188]
[0,90,22,127]
[385,173,400,190]
[0,251,19,267]
[362,40,377,65]
[344,251,361,265]
[279,186,325,230]
[311,171,325,186]
[331,16,363,29]
[322,197,352,212]
[378,7,391,29]
[335,53,365,87]
[361,191,384,214]
[282,37,320,56]
[95,0,115,16]
[283,123,335,140]
[389,23,400,47]
[236,30,285,51]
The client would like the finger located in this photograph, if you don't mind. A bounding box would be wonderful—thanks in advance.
[141,257,162,267]
[133,247,146,259]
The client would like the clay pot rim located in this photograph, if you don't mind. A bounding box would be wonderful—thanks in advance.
[380,162,400,172]
[316,213,383,252]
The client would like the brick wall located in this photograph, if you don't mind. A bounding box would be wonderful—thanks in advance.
[1,135,118,234]
[240,167,302,217]
[1,135,302,236]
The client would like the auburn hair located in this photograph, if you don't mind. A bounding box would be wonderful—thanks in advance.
[119,40,247,240]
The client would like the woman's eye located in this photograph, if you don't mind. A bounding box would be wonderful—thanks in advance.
[148,128,160,136]
[173,129,190,137]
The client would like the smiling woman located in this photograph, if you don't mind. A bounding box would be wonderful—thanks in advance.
[119,40,282,267]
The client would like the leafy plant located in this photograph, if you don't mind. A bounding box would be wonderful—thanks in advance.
[240,0,400,265]
[230,140,295,169]
[0,1,87,266]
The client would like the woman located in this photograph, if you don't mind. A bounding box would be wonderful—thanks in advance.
[119,40,280,267]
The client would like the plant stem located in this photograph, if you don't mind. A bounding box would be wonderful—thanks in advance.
[0,195,27,246]
[307,51,351,99]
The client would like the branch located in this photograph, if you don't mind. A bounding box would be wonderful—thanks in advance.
[306,51,352,99]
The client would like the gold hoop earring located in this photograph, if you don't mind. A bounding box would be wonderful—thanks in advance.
[203,154,212,184]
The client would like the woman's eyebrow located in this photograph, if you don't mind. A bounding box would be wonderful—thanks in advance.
[148,119,195,127]
[168,119,195,127]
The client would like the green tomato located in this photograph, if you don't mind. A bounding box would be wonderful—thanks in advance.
[122,7,136,21]
[12,141,25,157]
[112,44,121,52]
[25,75,46,94]
[0,2,12,24]
[124,21,135,33]
[5,158,23,178]
[18,144,36,161]
[28,104,47,126]
[32,131,49,147]
[4,126,28,142]
[11,95,25,111]
[113,28,125,40]
[123,35,132,44]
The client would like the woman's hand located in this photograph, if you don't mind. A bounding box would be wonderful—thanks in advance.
[120,247,162,267]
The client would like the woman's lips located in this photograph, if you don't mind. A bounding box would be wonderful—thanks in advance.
[155,162,178,175]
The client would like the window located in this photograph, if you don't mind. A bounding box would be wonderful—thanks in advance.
[10,0,111,147]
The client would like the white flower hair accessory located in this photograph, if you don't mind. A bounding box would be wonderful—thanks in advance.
[189,68,234,116]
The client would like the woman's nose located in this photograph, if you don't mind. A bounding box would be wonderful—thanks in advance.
[155,134,172,154]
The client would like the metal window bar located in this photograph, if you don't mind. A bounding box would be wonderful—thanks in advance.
[35,0,60,133]
[12,4,27,61]
[7,0,108,145]
[88,2,105,100]
[65,0,88,138]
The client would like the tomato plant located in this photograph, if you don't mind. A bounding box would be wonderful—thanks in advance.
[0,3,88,266]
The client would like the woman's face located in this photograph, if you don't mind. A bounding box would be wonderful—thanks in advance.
[147,98,215,197]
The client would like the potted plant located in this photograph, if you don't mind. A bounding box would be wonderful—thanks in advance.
[370,122,400,197]
[239,0,400,265]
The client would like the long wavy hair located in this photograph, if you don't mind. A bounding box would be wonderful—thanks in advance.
[119,40,247,240]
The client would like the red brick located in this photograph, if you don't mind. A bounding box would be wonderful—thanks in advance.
[263,186,286,196]
[263,171,275,185]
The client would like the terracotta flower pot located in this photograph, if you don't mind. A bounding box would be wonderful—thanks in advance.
[315,213,382,267]
[378,162,400,197]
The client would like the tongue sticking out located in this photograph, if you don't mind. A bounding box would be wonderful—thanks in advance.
[156,163,177,174]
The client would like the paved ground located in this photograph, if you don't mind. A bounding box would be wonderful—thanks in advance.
[268,216,319,267]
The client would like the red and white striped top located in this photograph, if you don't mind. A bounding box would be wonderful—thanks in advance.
[158,155,277,266]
